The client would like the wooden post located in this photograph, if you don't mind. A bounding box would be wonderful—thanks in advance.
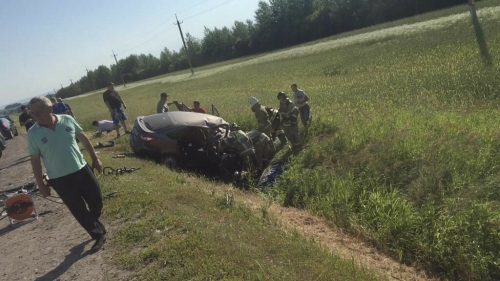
[468,0,478,22]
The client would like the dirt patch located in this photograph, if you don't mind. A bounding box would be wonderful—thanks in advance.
[0,134,105,281]
[230,190,436,281]
[268,205,433,281]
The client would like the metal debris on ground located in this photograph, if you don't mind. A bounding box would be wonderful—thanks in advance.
[102,166,141,176]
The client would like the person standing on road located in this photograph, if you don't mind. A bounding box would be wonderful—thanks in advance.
[102,82,130,137]
[19,105,34,131]
[277,91,302,154]
[27,96,106,253]
[290,83,311,127]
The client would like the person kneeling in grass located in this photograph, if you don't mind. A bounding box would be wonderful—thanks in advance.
[92,120,117,137]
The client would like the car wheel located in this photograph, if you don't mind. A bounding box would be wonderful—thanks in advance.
[5,130,13,139]
[0,148,2,158]
[161,155,178,170]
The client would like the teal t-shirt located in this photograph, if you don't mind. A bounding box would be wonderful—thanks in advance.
[28,114,87,179]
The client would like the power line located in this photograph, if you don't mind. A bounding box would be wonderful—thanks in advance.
[182,0,235,22]
[114,15,176,53]
[116,25,177,56]
[176,0,212,15]
[113,0,215,54]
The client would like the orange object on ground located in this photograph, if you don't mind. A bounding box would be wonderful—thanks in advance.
[5,194,35,221]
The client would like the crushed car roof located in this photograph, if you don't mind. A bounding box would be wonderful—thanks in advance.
[139,112,228,131]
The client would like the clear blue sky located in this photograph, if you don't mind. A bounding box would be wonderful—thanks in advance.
[0,0,263,108]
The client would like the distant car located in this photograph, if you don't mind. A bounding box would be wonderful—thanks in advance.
[0,117,18,139]
[0,115,13,122]
[130,110,230,170]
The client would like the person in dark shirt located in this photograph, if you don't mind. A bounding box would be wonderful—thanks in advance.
[19,105,34,131]
[102,82,129,137]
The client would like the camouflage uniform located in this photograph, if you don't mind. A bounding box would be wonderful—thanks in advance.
[251,103,271,135]
[247,130,271,169]
[265,107,287,146]
[251,102,275,159]
[278,98,302,154]
[222,129,257,170]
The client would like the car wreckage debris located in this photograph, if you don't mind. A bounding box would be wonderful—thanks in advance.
[102,166,141,176]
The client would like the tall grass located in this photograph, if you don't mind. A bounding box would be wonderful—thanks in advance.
[68,2,500,280]
[267,7,500,280]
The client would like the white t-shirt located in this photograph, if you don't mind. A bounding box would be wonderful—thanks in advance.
[293,89,309,107]
[97,120,116,132]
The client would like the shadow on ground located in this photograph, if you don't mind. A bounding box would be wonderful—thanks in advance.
[35,239,93,281]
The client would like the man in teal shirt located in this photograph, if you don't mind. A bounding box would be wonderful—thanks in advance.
[28,96,106,253]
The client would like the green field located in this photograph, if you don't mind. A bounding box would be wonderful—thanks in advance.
[65,1,500,280]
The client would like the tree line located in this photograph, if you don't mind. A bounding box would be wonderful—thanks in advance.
[7,0,474,103]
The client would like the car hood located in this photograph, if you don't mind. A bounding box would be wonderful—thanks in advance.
[137,111,228,133]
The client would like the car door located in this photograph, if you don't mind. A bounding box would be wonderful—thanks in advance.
[211,104,220,117]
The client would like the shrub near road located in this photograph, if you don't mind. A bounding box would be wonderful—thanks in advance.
[71,2,500,280]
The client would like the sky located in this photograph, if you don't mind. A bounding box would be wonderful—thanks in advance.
[0,0,263,108]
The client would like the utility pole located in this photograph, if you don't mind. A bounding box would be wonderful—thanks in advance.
[60,84,63,89]
[468,0,478,22]
[112,50,127,87]
[174,14,194,75]
[70,79,73,85]
[85,66,96,91]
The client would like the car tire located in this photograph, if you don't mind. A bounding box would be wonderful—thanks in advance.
[161,155,178,170]
[0,148,2,158]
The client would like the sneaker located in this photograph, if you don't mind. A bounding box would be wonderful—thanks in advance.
[90,235,106,252]
[97,220,107,235]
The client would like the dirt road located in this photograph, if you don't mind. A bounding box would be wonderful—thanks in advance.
[0,135,105,281]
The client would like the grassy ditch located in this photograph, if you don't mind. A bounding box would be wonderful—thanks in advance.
[93,150,379,280]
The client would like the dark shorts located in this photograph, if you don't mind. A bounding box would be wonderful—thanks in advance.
[111,108,127,124]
